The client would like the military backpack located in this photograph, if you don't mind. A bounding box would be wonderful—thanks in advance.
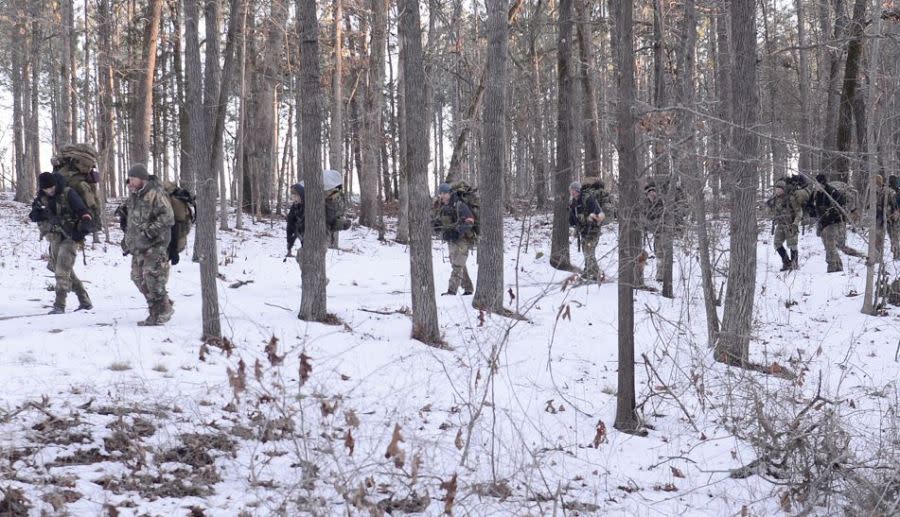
[53,144,101,223]
[581,177,610,213]
[163,181,196,254]
[449,180,480,235]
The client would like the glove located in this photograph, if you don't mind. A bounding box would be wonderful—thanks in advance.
[170,252,180,265]
[446,229,460,242]
[77,215,94,236]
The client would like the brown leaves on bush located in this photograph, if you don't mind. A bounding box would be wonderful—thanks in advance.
[385,423,405,468]
[264,336,283,366]
[591,420,607,448]
[344,429,355,456]
[299,353,312,387]
[441,473,458,515]
[227,359,247,400]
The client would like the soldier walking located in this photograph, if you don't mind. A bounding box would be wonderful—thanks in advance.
[28,172,95,314]
[123,164,175,326]
[434,182,476,296]
[768,178,804,271]
[568,180,606,281]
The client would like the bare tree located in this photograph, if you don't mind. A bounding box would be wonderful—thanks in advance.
[329,0,344,174]
[610,0,640,433]
[717,0,760,365]
[550,0,574,271]
[130,0,163,164]
[359,0,387,229]
[298,0,329,322]
[399,0,442,345]
[473,0,508,312]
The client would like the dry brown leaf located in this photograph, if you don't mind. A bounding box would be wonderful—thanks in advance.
[454,428,464,450]
[670,466,685,479]
[591,420,607,448]
[385,423,405,468]
[265,335,283,366]
[441,473,458,515]
[345,409,360,428]
[344,429,355,456]
[299,353,312,386]
[254,359,263,382]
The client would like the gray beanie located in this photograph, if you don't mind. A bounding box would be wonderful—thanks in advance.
[438,182,452,194]
[569,181,582,191]
[128,163,149,180]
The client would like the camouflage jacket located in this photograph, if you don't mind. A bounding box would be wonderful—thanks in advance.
[770,191,804,227]
[28,173,91,242]
[124,176,174,254]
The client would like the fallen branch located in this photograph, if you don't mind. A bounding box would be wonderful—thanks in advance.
[229,279,254,289]
[641,353,701,433]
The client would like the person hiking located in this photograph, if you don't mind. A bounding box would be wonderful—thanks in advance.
[28,172,95,314]
[434,182,476,296]
[568,180,606,281]
[122,163,175,326]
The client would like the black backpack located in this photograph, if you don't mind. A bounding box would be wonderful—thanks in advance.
[449,181,480,235]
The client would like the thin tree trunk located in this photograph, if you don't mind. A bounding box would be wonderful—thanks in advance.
[329,0,344,174]
[399,0,442,345]
[795,0,813,173]
[861,2,884,315]
[473,0,508,312]
[298,0,329,322]
[717,0,760,365]
[610,0,640,433]
[130,0,163,164]
[395,33,410,243]
[550,0,574,271]
[360,0,387,229]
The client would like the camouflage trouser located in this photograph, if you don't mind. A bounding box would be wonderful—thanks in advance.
[774,223,799,250]
[582,233,599,279]
[47,235,91,309]
[131,246,171,307]
[821,223,844,270]
[448,239,474,293]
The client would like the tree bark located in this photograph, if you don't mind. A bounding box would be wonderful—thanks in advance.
[717,0,759,365]
[575,0,603,180]
[359,0,387,228]
[550,0,574,271]
[298,0,329,322]
[473,0,508,312]
[610,0,640,433]
[399,0,442,345]
[329,0,344,174]
[130,0,163,164]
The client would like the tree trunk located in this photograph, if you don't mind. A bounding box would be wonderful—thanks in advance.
[610,0,640,433]
[399,0,442,345]
[832,0,866,181]
[329,0,344,174]
[359,0,387,228]
[11,1,29,203]
[57,0,75,146]
[861,2,884,315]
[575,0,602,180]
[822,0,848,172]
[795,0,813,173]
[550,0,574,271]
[130,0,163,164]
[717,0,759,365]
[395,33,410,243]
[298,0,329,322]
[473,0,508,312]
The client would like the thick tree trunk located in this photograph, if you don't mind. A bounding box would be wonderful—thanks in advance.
[399,0,442,345]
[298,0,329,322]
[861,4,884,315]
[610,0,640,433]
[130,0,163,164]
[329,0,344,174]
[395,34,410,243]
[359,0,387,228]
[822,0,848,172]
[550,0,574,271]
[833,0,866,181]
[473,0,508,312]
[575,0,602,179]
[717,0,759,365]
[11,3,29,203]
[795,0,813,173]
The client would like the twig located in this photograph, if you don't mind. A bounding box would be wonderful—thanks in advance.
[264,302,292,311]
[641,353,701,433]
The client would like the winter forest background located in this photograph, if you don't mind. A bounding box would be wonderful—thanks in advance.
[1,0,900,515]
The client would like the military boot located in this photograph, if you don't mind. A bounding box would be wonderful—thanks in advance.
[156,299,174,324]
[49,289,67,314]
[75,290,93,311]
[826,262,843,273]
[137,306,160,327]
[776,247,791,272]
[789,249,799,270]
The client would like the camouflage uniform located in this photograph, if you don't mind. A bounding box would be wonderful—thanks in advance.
[642,194,665,282]
[124,176,175,325]
[435,195,476,294]
[28,173,94,313]
[569,191,604,280]
[871,186,899,263]
[769,182,804,271]
[812,179,850,272]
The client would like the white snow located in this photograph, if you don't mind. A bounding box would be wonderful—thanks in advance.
[1,193,898,516]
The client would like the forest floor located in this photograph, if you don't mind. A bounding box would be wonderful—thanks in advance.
[1,192,899,516]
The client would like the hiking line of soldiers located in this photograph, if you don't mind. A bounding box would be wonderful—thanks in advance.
[28,144,194,326]
[768,173,900,273]
[28,142,900,322]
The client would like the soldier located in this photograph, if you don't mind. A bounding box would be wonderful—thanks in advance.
[568,180,606,281]
[123,163,175,326]
[887,175,900,260]
[286,183,305,266]
[641,183,666,282]
[434,182,476,295]
[28,172,94,314]
[768,178,803,271]
[870,175,899,263]
[812,174,851,272]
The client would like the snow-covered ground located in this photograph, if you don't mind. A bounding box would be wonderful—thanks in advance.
[1,192,898,516]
